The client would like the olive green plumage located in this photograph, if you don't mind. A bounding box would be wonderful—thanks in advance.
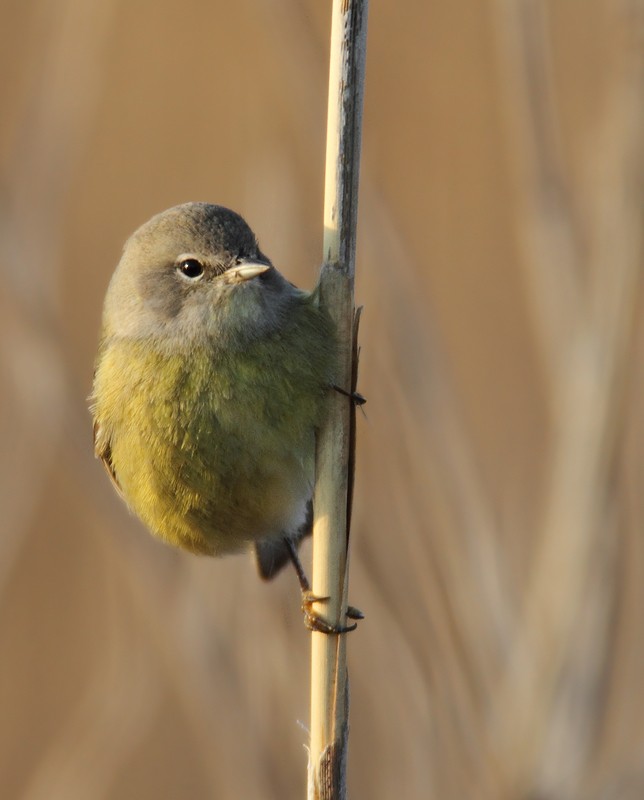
[91,203,336,565]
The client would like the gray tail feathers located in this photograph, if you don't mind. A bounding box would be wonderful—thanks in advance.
[254,501,313,580]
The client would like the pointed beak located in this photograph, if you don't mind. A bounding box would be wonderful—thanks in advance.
[226,260,271,282]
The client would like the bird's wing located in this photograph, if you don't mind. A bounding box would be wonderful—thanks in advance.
[93,421,124,498]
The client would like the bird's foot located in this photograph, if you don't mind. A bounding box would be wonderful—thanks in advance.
[301,591,363,634]
[332,384,366,407]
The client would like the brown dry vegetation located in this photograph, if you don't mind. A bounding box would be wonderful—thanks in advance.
[1,2,643,799]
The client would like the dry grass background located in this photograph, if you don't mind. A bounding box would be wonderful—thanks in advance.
[1,1,643,798]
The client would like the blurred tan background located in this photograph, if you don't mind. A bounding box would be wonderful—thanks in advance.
[2,1,644,798]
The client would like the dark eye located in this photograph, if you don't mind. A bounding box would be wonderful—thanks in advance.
[177,258,204,279]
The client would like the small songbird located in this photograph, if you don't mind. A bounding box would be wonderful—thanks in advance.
[90,202,337,583]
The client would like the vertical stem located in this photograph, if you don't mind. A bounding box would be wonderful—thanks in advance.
[308,1,368,798]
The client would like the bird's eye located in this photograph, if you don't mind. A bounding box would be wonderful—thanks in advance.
[177,258,204,279]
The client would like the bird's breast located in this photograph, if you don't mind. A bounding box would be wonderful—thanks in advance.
[93,333,327,555]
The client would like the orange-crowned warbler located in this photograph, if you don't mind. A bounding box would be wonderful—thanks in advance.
[91,202,339,588]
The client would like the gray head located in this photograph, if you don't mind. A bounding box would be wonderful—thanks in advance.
[102,203,300,348]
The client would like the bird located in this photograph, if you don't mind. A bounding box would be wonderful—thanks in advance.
[90,202,361,631]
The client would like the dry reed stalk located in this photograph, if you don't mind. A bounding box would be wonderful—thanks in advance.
[308,1,368,798]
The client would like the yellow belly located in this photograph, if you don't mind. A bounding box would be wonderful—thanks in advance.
[93,335,326,556]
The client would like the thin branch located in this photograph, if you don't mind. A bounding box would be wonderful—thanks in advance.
[308,1,368,798]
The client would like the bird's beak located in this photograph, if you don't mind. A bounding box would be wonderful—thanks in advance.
[226,261,270,282]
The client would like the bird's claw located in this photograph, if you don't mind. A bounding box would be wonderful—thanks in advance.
[301,591,362,634]
[331,384,366,407]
